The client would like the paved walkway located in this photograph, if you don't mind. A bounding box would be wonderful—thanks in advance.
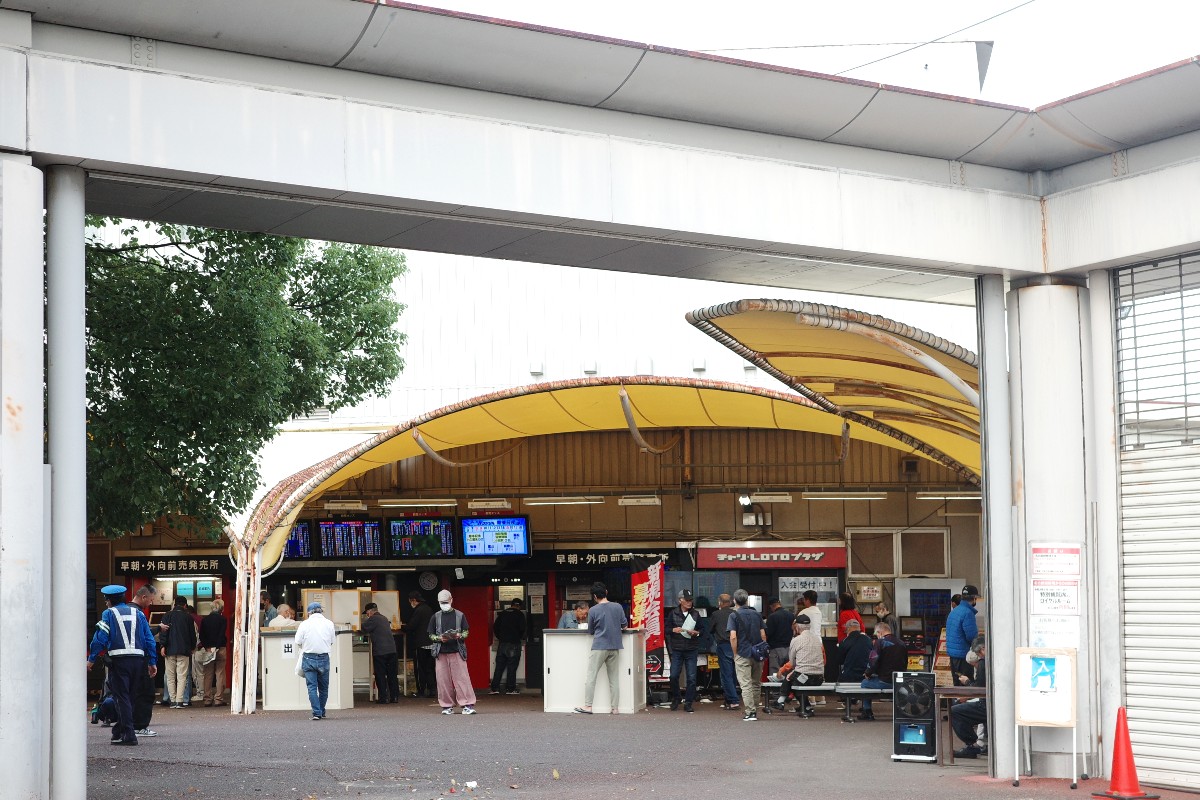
[87,694,1187,800]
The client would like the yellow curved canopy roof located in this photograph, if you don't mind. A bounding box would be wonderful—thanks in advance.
[686,300,980,476]
[251,376,962,568]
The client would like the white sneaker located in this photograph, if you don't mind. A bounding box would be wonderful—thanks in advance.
[134,728,157,737]
[440,707,454,715]
[462,706,476,715]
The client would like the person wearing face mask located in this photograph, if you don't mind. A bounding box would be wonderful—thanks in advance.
[428,590,476,715]
[945,584,981,685]
[951,635,988,758]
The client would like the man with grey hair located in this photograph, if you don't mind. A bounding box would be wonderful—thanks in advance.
[727,589,766,722]
[197,598,229,706]
[557,600,590,629]
[295,600,336,720]
[709,593,739,709]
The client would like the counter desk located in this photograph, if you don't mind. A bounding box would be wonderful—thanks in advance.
[542,628,646,714]
[260,628,355,711]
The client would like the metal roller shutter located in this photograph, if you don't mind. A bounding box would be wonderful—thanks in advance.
[1119,446,1200,791]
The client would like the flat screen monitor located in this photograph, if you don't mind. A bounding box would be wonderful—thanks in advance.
[195,580,214,599]
[175,580,195,598]
[900,615,924,635]
[285,521,312,560]
[317,519,383,558]
[388,517,456,558]
[460,516,530,557]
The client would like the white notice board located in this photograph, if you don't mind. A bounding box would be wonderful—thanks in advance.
[371,590,402,629]
[1014,647,1077,727]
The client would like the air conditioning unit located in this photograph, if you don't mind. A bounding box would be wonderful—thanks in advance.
[323,500,367,512]
[468,498,511,510]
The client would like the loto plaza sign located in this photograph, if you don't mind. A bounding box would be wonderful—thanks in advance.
[696,541,846,569]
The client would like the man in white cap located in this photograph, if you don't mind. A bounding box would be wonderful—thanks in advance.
[427,590,476,715]
[294,600,336,720]
[88,584,158,745]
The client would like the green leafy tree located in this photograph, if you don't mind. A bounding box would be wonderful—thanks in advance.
[85,218,406,538]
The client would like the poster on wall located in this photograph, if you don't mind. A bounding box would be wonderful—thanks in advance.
[1014,647,1077,727]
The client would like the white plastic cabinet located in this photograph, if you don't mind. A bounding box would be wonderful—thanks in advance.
[261,628,355,711]
[542,628,645,714]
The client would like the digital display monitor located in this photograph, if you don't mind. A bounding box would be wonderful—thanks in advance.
[388,517,456,558]
[318,519,383,558]
[460,516,530,557]
[285,521,312,560]
[900,616,924,634]
[175,581,195,598]
[195,580,213,599]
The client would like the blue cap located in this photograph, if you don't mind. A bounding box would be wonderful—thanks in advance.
[101,584,127,597]
[306,601,323,614]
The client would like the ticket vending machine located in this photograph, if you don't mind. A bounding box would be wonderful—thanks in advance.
[891,671,937,762]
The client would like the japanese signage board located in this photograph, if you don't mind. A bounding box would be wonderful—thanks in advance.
[549,550,673,568]
[115,555,233,575]
[1027,542,1082,649]
[696,542,846,570]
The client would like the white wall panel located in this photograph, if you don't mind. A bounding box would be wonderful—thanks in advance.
[1046,161,1200,272]
[0,49,26,150]
[29,55,348,188]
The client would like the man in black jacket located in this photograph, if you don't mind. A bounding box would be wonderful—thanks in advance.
[489,599,528,695]
[404,592,436,698]
[362,602,400,703]
[858,621,907,720]
[952,636,988,758]
[764,597,794,676]
[197,599,228,706]
[666,589,703,712]
[160,596,197,708]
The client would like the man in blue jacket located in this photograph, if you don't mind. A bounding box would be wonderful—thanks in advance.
[945,584,980,684]
[88,585,158,746]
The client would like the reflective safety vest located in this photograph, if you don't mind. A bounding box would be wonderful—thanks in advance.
[107,606,144,657]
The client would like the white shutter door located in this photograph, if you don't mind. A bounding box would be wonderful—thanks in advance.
[1119,446,1200,791]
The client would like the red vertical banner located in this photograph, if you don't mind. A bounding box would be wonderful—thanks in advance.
[630,557,664,678]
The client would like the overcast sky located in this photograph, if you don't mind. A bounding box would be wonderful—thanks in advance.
[427,1,1198,107]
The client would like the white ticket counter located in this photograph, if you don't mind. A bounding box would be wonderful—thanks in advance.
[261,628,356,711]
[542,629,646,714]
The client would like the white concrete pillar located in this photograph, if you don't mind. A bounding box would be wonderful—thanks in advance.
[977,274,1015,777]
[46,164,87,800]
[1085,268,1122,779]
[0,156,48,799]
[1008,277,1098,778]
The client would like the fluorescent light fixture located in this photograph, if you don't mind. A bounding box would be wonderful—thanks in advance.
[323,500,367,512]
[523,496,605,506]
[618,495,661,507]
[377,498,459,508]
[916,491,982,501]
[937,510,982,517]
[801,491,887,501]
[750,492,792,504]
[468,498,511,510]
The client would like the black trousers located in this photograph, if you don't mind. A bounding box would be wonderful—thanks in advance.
[952,698,987,746]
[107,656,141,742]
[950,656,975,686]
[414,648,436,697]
[133,657,155,730]
[373,652,399,702]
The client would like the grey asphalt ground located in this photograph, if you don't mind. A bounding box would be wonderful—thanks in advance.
[87,694,1189,800]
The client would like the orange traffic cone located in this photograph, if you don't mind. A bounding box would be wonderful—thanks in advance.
[1093,707,1159,799]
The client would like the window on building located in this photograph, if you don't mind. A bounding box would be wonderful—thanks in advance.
[847,527,949,578]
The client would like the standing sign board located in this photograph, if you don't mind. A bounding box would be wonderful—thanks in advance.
[1013,647,1080,787]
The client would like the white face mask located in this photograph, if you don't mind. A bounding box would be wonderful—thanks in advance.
[439,602,452,612]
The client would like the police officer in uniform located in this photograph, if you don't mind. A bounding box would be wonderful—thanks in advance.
[88,585,158,745]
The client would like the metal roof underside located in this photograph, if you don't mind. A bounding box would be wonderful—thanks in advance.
[249,375,979,568]
[686,300,981,477]
[7,0,1200,172]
